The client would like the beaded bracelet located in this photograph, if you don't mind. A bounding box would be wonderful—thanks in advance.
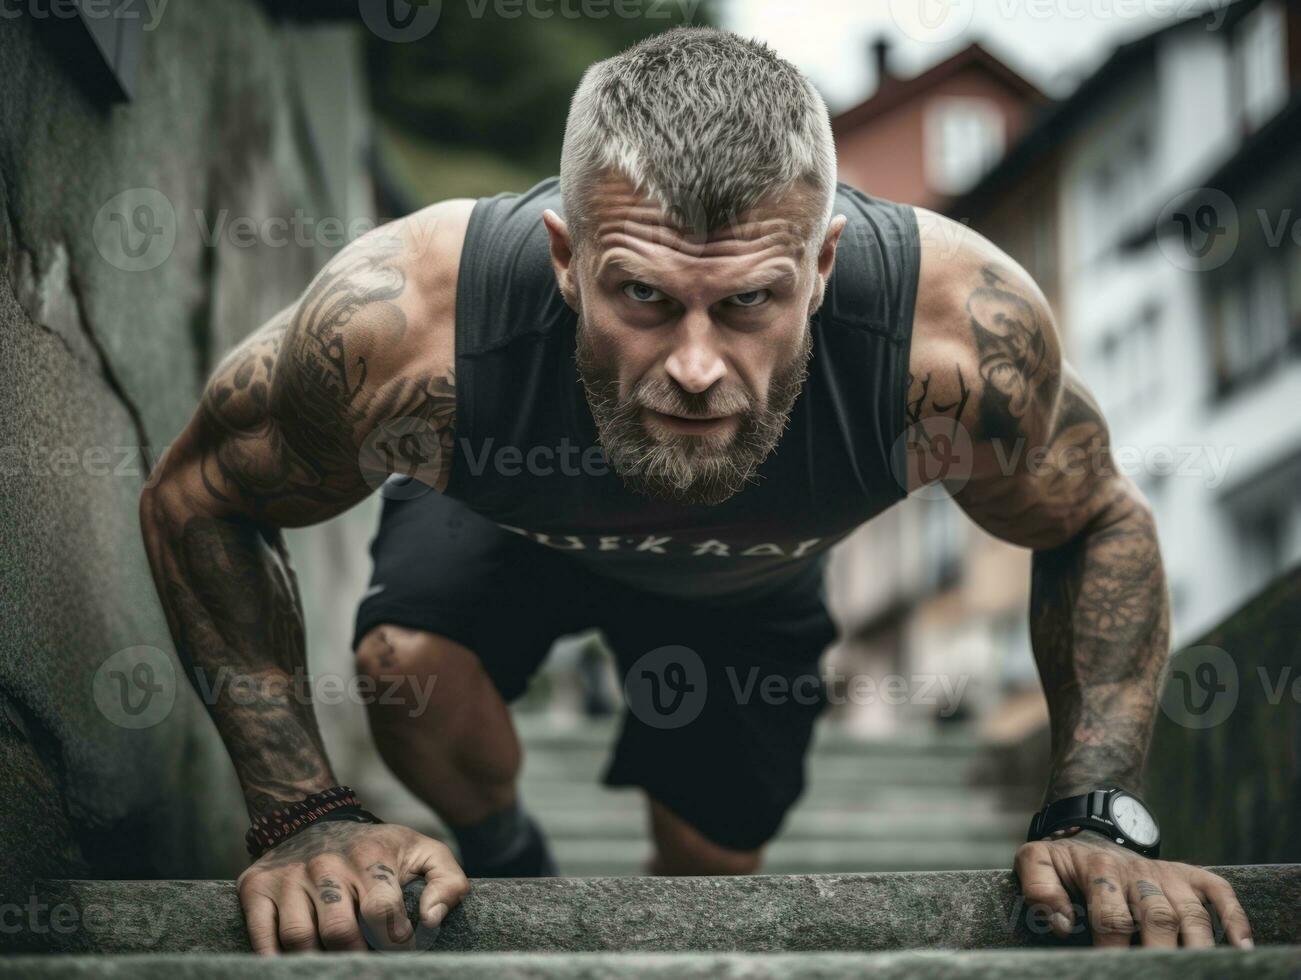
[245,785,383,859]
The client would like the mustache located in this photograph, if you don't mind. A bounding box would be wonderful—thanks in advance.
[632,378,753,419]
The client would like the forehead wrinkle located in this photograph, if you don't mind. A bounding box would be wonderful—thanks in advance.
[596,245,801,293]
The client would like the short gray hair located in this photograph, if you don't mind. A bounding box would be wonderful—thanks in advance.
[560,28,837,246]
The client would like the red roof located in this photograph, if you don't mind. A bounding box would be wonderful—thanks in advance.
[831,41,1048,135]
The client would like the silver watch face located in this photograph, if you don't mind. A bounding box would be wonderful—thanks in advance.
[1110,793,1159,846]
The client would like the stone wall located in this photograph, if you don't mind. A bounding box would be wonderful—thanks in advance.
[0,0,374,929]
[1146,565,1301,865]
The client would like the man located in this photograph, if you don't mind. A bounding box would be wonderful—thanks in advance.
[140,27,1254,955]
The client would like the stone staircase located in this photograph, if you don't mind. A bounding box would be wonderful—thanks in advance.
[6,868,1299,975]
[7,668,1300,973]
[355,715,1029,876]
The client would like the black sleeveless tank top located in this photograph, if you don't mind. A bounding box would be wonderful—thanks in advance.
[443,177,919,601]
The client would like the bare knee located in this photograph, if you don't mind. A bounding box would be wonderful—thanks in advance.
[355,625,498,732]
[647,799,763,876]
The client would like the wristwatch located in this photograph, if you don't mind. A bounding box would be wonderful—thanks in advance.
[1028,787,1161,858]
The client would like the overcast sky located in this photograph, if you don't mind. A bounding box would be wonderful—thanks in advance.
[716,0,1222,109]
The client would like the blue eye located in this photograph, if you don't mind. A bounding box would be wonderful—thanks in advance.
[729,289,770,308]
[623,282,665,303]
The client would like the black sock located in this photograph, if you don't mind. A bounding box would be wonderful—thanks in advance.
[450,801,557,878]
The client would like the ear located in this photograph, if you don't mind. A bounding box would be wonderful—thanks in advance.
[543,209,579,311]
[810,214,848,313]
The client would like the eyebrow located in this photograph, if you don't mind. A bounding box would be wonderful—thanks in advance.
[596,256,798,295]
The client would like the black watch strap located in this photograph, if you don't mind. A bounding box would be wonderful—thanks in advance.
[1028,788,1160,858]
[1029,789,1103,839]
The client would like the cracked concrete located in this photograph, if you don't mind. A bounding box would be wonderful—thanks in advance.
[0,4,373,947]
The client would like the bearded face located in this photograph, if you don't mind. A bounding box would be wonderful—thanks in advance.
[575,316,812,506]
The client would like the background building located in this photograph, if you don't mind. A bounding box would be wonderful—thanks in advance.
[826,0,1301,739]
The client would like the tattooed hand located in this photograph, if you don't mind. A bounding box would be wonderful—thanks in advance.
[238,821,469,953]
[1015,830,1253,949]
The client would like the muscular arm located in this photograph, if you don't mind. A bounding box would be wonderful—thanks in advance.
[906,212,1250,948]
[141,230,454,815]
[140,204,472,952]
[907,238,1166,802]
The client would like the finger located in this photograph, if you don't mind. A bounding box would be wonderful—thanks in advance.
[275,888,322,953]
[1086,863,1135,948]
[1014,843,1076,938]
[307,861,367,952]
[1196,871,1254,948]
[407,841,471,928]
[242,893,280,956]
[1165,882,1216,949]
[1130,877,1179,948]
[357,859,413,949]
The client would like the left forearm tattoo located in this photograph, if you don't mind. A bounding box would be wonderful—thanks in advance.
[1030,475,1169,800]
[962,265,1171,801]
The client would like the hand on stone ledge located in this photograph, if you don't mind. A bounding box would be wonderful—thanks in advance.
[236,821,469,954]
[1014,829,1255,949]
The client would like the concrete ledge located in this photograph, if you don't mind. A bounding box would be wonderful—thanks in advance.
[24,865,1301,953]
[3,949,1301,978]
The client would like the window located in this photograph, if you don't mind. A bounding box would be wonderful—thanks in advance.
[1210,252,1294,395]
[925,97,1005,196]
[1078,126,1152,260]
[1097,302,1164,422]
[1232,1,1288,130]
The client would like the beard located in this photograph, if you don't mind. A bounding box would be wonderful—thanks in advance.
[575,317,813,506]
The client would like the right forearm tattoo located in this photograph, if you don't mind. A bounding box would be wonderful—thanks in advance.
[142,234,456,819]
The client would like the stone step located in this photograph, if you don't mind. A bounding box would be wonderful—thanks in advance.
[3,949,1299,979]
[520,750,979,785]
[373,794,1026,843]
[551,839,1016,876]
[26,865,1300,954]
[516,779,1010,809]
[514,718,989,759]
[533,808,1027,841]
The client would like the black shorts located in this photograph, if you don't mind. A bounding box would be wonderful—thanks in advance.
[353,490,836,852]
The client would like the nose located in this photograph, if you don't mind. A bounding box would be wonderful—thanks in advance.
[663,318,727,394]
